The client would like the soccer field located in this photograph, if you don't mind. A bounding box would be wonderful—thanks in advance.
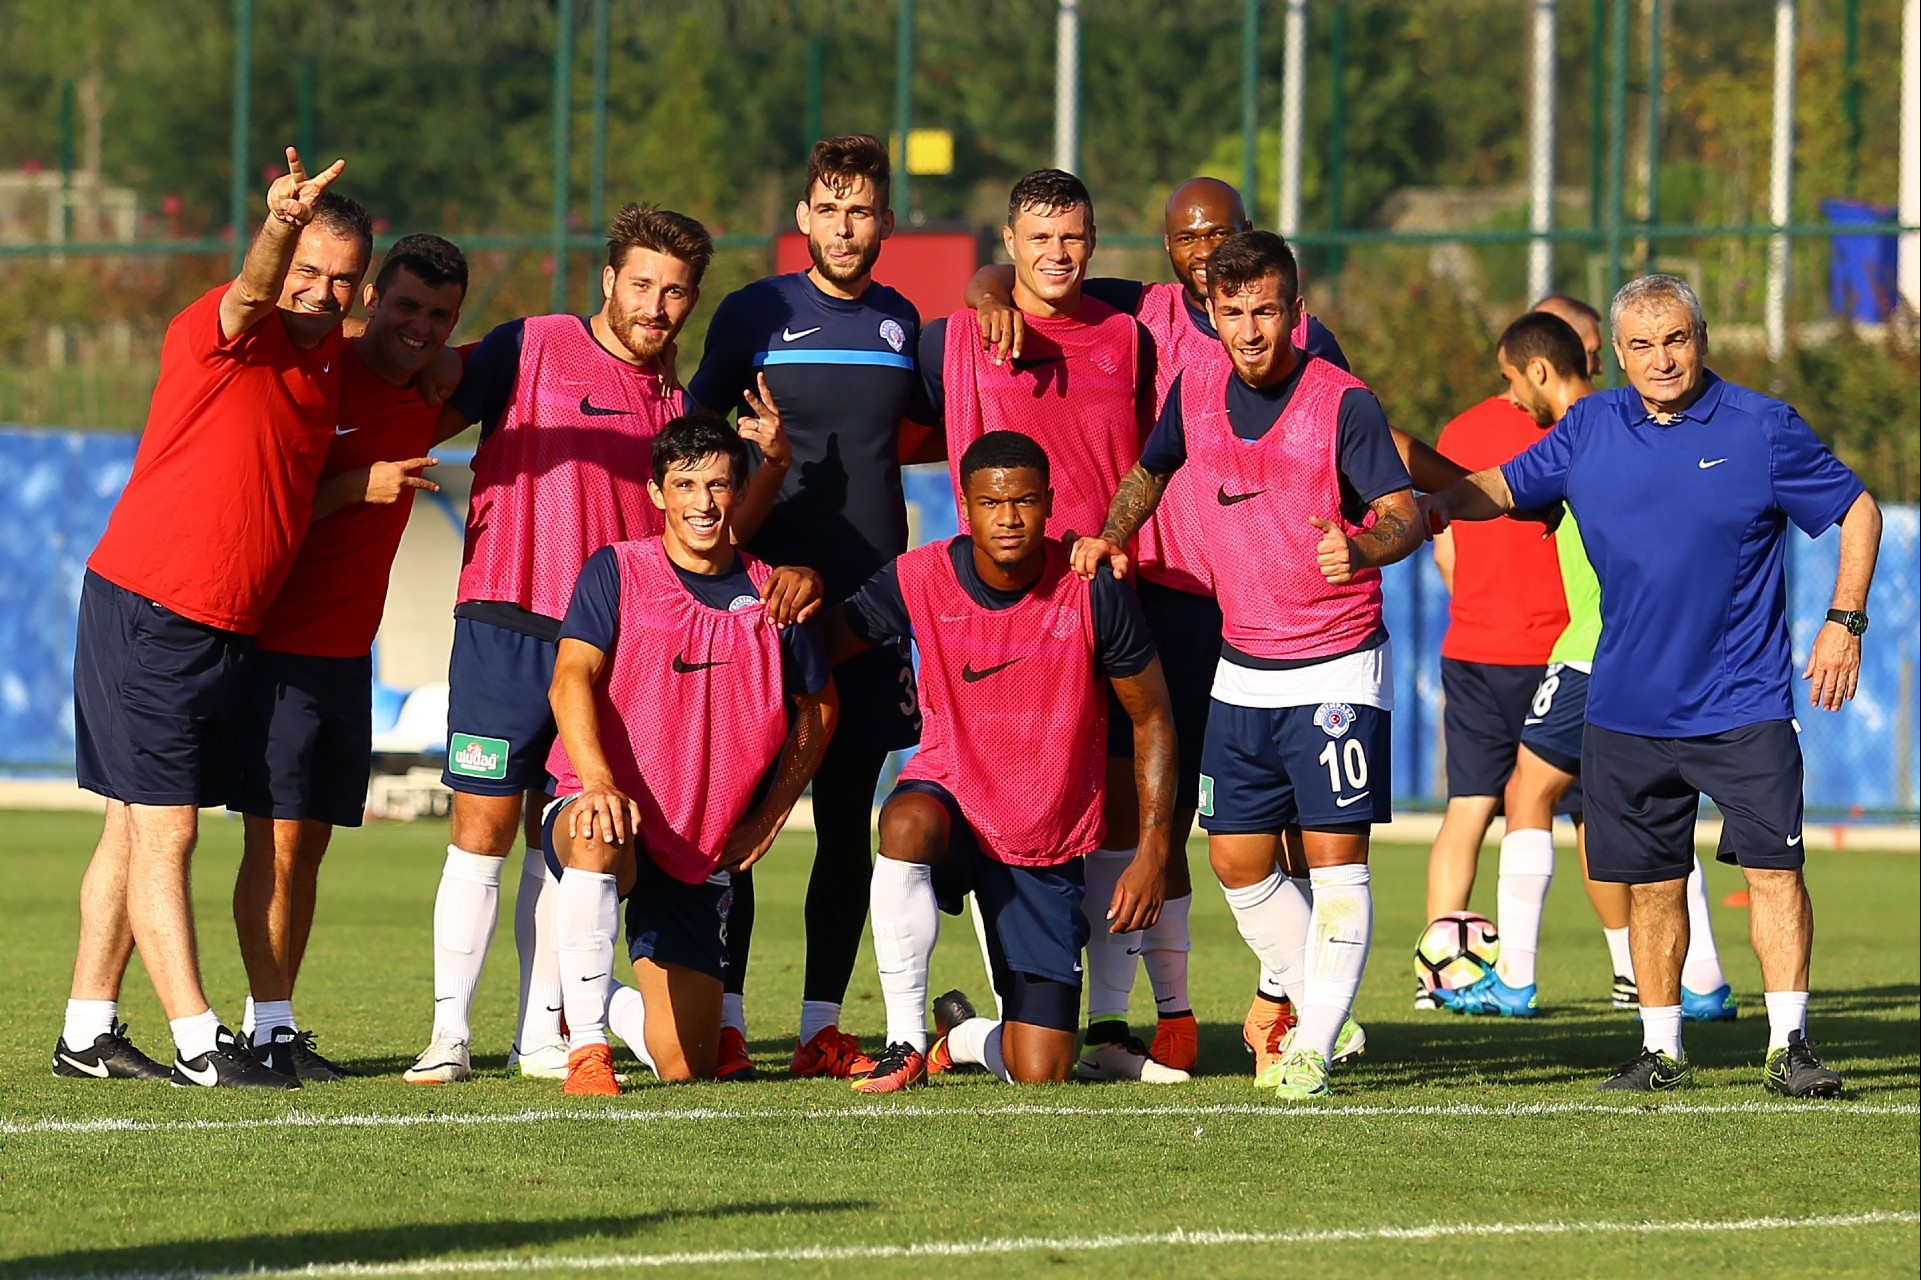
[1,811,1914,1279]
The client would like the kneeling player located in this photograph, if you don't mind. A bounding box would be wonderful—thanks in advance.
[543,415,835,1094]
[829,431,1179,1091]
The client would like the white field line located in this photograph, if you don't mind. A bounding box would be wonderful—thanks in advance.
[22,1210,1920,1280]
[2,1096,1914,1138]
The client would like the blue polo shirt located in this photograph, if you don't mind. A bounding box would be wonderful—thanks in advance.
[1503,373,1863,737]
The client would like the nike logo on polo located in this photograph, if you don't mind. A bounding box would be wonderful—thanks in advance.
[961,658,1022,682]
[1698,457,1728,469]
[782,326,822,342]
[579,395,629,417]
[1333,791,1371,808]
[1217,485,1264,506]
[1787,833,1803,847]
[334,425,360,436]
[673,655,727,674]
[58,1053,109,1078]
[176,1059,219,1086]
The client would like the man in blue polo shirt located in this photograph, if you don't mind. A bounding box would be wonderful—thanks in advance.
[1434,274,1882,1096]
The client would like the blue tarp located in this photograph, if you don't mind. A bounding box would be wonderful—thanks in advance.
[6,430,1917,813]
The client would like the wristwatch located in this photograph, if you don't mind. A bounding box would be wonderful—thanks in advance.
[1826,609,1869,636]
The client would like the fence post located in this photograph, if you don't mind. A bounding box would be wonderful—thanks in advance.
[1055,0,1082,175]
[1604,0,1628,305]
[1527,0,1558,302]
[549,0,576,315]
[1241,0,1260,222]
[228,0,254,276]
[1642,0,1663,275]
[1764,0,1796,365]
[1278,0,1306,239]
[894,0,915,215]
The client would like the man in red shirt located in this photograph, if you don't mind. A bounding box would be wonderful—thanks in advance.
[229,234,470,1083]
[1421,295,1602,1007]
[58,149,369,1090]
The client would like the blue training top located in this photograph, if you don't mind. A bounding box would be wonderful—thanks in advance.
[1502,372,1863,738]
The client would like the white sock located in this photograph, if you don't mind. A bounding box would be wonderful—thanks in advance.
[870,857,937,1051]
[1604,927,1636,980]
[62,998,117,1050]
[1641,1004,1684,1058]
[607,981,658,1074]
[170,1008,221,1061]
[1142,893,1193,1015]
[1680,857,1729,993]
[554,868,617,1050]
[432,846,503,1042]
[241,995,256,1040]
[249,999,295,1049]
[968,893,1003,1017]
[1297,863,1373,1062]
[1221,872,1311,1006]
[1081,848,1139,1022]
[947,1016,1012,1082]
[1495,828,1555,987]
[721,993,747,1036]
[799,1000,841,1044]
[515,845,564,1052]
[1763,990,1810,1052]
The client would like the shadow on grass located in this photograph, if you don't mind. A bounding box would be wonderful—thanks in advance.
[1188,982,1920,1089]
[2,1198,874,1279]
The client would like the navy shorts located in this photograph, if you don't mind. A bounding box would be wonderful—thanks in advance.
[541,796,734,982]
[231,650,372,827]
[73,570,251,807]
[833,639,922,753]
[443,617,558,796]
[1583,720,1806,884]
[1442,657,1544,798]
[1198,700,1393,832]
[1106,579,1219,812]
[1519,663,1590,777]
[888,779,1087,1030]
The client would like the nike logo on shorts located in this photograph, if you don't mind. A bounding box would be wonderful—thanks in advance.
[1333,791,1371,808]
[961,658,1022,682]
[579,395,629,417]
[782,326,822,341]
[1786,833,1803,847]
[1698,457,1729,469]
[673,655,728,674]
[1217,485,1264,506]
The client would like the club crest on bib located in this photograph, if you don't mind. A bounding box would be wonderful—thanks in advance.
[1314,702,1356,739]
[728,594,760,612]
[879,319,906,353]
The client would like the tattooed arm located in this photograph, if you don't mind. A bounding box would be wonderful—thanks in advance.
[1308,488,1423,585]
[1069,463,1172,580]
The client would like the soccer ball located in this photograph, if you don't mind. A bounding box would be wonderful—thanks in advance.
[1415,911,1501,993]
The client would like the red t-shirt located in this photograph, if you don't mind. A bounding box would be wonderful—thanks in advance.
[88,284,343,633]
[1435,395,1568,664]
[254,341,456,658]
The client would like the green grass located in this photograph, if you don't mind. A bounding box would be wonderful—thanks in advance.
[0,811,1914,1278]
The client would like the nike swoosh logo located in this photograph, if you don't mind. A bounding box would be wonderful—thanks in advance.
[1217,485,1264,506]
[961,658,1022,683]
[673,655,727,674]
[334,425,360,436]
[546,1004,564,1013]
[1698,458,1728,469]
[176,1059,219,1086]
[782,326,822,342]
[1125,945,1143,956]
[1010,355,1065,372]
[1787,833,1803,847]
[322,363,332,374]
[1333,791,1371,808]
[58,1053,109,1078]
[579,395,630,417]
[435,996,454,1003]
[582,972,610,983]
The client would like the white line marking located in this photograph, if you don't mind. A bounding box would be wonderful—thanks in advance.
[3,1097,1913,1138]
[28,1210,1918,1279]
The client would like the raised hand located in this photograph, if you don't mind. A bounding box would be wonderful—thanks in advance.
[364,457,439,504]
[1309,515,1361,585]
[736,373,790,468]
[266,146,346,228]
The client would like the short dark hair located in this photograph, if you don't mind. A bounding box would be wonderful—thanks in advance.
[310,190,374,262]
[607,202,716,285]
[959,430,1050,489]
[1007,169,1093,227]
[805,134,891,208]
[1206,229,1299,302]
[1533,293,1601,327]
[1499,311,1588,380]
[373,233,469,296]
[651,412,750,486]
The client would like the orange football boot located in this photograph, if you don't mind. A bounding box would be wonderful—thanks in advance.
[850,1042,927,1093]
[790,1026,878,1078]
[1149,1010,1200,1072]
[561,1043,620,1096]
[1241,993,1298,1078]
[715,1026,759,1081]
